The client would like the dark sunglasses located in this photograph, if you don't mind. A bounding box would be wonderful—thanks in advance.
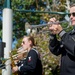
[22,41,25,44]
[68,12,75,17]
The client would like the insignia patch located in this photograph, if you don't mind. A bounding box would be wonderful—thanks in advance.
[28,56,31,62]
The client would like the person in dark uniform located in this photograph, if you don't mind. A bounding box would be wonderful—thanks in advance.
[12,36,43,75]
[48,4,75,75]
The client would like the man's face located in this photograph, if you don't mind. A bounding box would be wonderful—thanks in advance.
[69,6,75,26]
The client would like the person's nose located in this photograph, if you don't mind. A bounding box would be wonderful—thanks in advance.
[70,14,74,19]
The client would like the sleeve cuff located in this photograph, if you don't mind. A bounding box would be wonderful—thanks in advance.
[18,64,23,71]
[59,30,66,38]
[50,34,56,40]
[18,66,21,71]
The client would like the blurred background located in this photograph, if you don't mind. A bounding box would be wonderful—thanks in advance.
[0,0,75,75]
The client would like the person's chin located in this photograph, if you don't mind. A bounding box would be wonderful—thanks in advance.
[72,22,75,26]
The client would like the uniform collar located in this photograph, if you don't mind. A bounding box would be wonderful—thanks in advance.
[71,29,75,34]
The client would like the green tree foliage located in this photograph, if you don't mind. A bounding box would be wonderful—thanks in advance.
[11,0,42,38]
[11,0,73,39]
[0,0,74,38]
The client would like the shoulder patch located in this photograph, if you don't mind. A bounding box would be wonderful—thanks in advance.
[28,56,31,62]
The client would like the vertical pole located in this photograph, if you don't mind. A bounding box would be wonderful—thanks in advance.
[4,0,11,8]
[2,0,12,75]
[2,8,13,75]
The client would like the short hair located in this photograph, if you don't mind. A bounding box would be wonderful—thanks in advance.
[70,3,75,7]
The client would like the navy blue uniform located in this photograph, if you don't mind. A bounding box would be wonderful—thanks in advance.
[49,29,75,75]
[17,48,42,75]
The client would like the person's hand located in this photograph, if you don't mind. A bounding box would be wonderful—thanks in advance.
[48,17,63,34]
[12,66,18,73]
[17,53,24,60]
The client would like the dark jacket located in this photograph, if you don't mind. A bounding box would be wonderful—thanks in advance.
[49,29,75,75]
[17,48,42,75]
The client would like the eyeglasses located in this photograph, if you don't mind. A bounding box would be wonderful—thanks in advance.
[68,12,75,17]
[22,41,25,44]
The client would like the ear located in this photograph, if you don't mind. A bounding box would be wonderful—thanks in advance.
[29,40,31,44]
[29,40,32,46]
